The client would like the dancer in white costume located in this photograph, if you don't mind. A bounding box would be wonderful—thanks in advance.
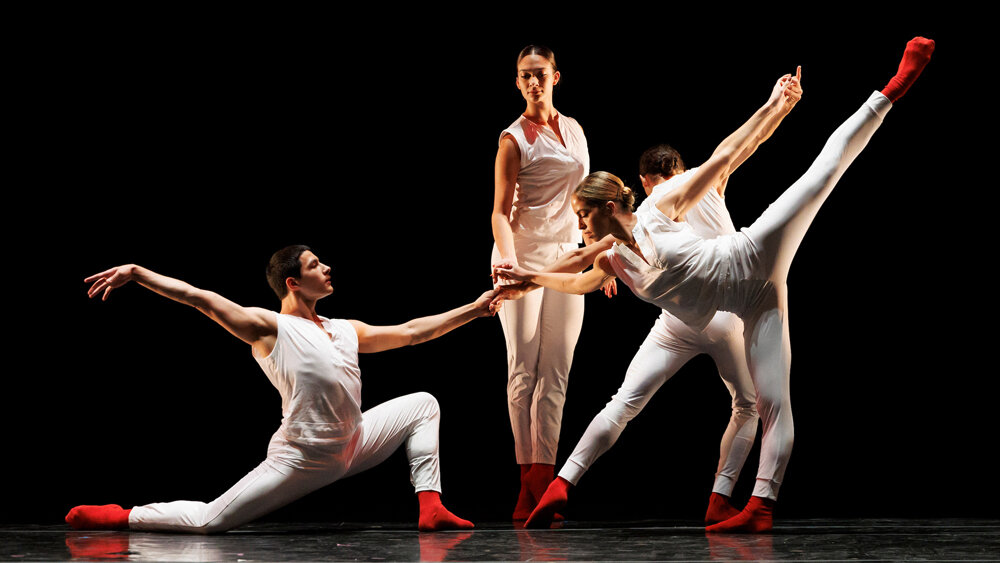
[495,38,934,532]
[66,245,495,533]
[491,45,602,519]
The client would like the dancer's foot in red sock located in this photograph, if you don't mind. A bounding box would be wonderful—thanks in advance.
[705,492,742,525]
[705,496,774,533]
[523,463,565,521]
[512,464,535,520]
[65,504,131,530]
[524,477,571,529]
[417,491,474,532]
[881,37,935,103]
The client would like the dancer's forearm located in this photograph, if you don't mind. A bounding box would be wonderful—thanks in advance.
[351,290,496,353]
[405,299,490,346]
[129,265,210,308]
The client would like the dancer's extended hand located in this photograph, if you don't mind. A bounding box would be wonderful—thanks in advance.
[492,261,533,283]
[771,66,803,113]
[601,278,617,298]
[475,288,503,316]
[489,282,532,311]
[490,255,519,285]
[85,265,135,301]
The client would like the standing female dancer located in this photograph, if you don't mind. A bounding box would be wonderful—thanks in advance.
[491,45,593,519]
[495,38,934,532]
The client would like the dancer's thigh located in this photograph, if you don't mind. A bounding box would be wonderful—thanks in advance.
[343,392,440,478]
[614,326,698,411]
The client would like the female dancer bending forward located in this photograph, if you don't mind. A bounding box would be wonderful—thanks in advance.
[495,37,934,532]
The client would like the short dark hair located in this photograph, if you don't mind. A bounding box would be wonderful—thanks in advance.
[266,245,311,299]
[639,144,686,178]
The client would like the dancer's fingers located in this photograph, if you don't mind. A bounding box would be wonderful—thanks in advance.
[88,279,107,299]
[84,268,115,283]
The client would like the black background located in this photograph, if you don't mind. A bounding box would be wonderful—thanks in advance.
[6,11,989,525]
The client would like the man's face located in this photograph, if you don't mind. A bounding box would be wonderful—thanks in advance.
[293,250,334,298]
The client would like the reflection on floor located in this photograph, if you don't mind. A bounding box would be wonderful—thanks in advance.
[3,519,998,561]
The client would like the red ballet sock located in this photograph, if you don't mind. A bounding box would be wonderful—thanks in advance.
[880,37,935,103]
[705,492,742,524]
[64,504,131,530]
[705,496,774,533]
[417,491,474,532]
[525,463,555,500]
[524,476,571,529]
[512,464,535,520]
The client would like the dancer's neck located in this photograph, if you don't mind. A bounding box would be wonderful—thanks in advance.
[280,295,320,321]
[523,103,558,128]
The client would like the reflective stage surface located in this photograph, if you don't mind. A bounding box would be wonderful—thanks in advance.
[3,519,998,561]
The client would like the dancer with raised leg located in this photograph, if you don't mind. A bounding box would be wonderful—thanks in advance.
[66,245,494,533]
[494,38,934,532]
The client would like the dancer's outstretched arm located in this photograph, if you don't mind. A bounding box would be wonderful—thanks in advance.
[714,67,802,195]
[85,264,277,347]
[349,289,499,353]
[494,242,617,296]
[492,236,618,303]
[657,68,802,220]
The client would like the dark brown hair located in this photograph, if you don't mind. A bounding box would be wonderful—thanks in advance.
[517,45,558,72]
[639,144,686,178]
[266,244,312,299]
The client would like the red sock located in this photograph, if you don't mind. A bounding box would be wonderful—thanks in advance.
[705,496,774,533]
[524,476,571,529]
[417,491,474,532]
[64,504,131,530]
[880,37,935,103]
[525,463,555,500]
[705,492,742,524]
[512,464,534,520]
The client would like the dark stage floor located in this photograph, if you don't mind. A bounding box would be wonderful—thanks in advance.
[3,519,998,561]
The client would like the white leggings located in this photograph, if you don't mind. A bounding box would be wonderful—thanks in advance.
[731,91,892,499]
[558,310,759,497]
[129,392,443,533]
[494,240,585,465]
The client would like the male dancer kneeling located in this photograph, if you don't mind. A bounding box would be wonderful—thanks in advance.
[66,245,493,533]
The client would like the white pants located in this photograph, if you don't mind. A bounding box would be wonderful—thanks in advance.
[558,310,759,498]
[493,240,585,465]
[129,392,443,533]
[729,91,891,500]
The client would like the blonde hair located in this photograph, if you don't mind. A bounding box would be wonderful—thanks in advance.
[574,171,635,212]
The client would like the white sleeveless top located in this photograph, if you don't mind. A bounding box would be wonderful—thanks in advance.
[607,178,759,331]
[254,314,363,447]
[501,113,588,244]
[648,168,737,238]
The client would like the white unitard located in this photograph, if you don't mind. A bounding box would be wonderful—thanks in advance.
[129,314,445,533]
[494,113,589,465]
[607,92,892,500]
[558,171,759,497]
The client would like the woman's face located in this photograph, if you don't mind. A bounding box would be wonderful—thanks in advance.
[573,196,612,243]
[516,55,559,105]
